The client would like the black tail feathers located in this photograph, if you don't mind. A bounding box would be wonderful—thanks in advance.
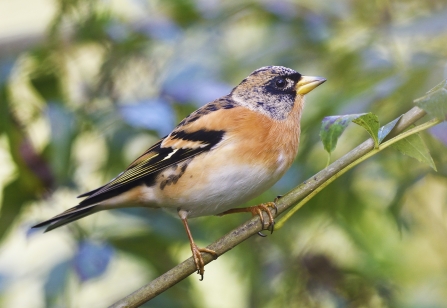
[32,206,97,232]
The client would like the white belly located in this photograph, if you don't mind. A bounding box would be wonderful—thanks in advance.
[177,165,278,217]
[144,153,287,217]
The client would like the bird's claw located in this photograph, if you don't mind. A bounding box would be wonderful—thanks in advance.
[217,201,278,237]
[191,244,218,280]
[251,202,277,237]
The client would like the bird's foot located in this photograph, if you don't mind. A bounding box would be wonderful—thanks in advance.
[250,202,277,237]
[190,244,218,280]
[218,201,278,237]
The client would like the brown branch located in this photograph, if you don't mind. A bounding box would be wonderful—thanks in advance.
[109,106,427,308]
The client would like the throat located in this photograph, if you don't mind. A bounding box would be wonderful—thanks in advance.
[258,101,294,120]
[231,91,295,120]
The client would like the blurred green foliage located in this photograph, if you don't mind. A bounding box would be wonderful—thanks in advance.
[0,0,446,307]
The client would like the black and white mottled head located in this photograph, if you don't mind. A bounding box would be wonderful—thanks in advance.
[231,66,325,120]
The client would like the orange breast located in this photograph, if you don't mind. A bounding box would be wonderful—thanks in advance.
[190,96,305,173]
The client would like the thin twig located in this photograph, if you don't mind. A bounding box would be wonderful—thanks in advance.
[109,106,428,308]
[276,115,440,229]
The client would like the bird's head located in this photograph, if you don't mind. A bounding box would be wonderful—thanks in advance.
[231,66,325,120]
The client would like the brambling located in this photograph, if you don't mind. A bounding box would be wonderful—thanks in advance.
[33,66,325,279]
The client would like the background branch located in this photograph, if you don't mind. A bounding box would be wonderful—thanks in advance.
[110,106,427,308]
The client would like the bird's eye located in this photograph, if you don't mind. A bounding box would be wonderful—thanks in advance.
[275,78,286,88]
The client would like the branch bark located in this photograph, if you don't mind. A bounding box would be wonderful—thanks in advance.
[109,106,427,308]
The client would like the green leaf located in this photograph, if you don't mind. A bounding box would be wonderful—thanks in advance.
[320,112,381,154]
[390,133,437,171]
[414,79,447,120]
[378,115,402,144]
[320,114,366,154]
[352,113,380,148]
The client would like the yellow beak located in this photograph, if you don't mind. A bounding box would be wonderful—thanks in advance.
[296,75,326,95]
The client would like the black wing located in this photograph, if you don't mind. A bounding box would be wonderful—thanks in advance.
[77,129,225,207]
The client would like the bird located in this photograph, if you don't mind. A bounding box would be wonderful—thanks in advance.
[33,66,325,279]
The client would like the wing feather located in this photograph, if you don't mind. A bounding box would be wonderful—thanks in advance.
[77,129,225,207]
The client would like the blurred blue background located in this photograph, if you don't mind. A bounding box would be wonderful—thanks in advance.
[0,0,446,307]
